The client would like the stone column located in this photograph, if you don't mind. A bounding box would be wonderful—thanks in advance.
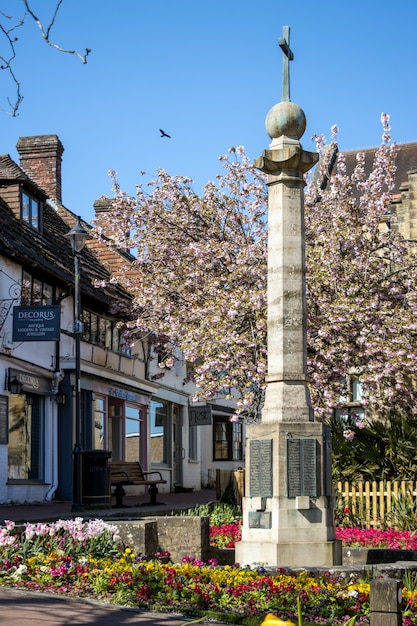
[260,123,316,425]
[235,33,341,568]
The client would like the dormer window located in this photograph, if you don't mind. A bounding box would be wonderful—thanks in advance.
[21,190,41,229]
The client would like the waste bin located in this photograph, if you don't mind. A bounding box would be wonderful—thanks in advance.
[82,449,112,508]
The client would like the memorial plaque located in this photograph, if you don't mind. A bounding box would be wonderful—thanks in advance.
[0,396,8,444]
[249,511,272,529]
[323,426,333,496]
[249,439,273,498]
[286,438,318,498]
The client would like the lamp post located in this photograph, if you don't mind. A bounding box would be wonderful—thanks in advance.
[65,216,90,511]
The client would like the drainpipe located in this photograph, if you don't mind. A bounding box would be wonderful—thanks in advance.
[45,342,61,501]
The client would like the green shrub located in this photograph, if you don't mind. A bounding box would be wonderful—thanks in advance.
[181,502,242,525]
[385,494,417,531]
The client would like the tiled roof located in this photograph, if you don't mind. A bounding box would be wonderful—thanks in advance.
[0,185,131,310]
[343,142,417,195]
[0,154,46,195]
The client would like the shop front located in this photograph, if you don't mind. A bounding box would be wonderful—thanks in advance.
[92,382,151,468]
[2,366,56,503]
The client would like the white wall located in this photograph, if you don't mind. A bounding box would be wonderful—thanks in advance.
[0,257,59,502]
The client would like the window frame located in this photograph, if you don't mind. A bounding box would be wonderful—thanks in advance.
[21,269,59,306]
[213,415,243,461]
[21,189,42,230]
[81,307,130,355]
[150,399,171,466]
[188,423,198,461]
[336,375,365,423]
[8,393,44,481]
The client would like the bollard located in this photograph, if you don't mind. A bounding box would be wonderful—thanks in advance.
[370,578,402,626]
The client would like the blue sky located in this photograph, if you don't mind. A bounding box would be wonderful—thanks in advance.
[1,1,417,223]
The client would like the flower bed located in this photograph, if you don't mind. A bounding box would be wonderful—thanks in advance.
[209,520,417,552]
[335,527,417,550]
[210,520,242,548]
[0,548,372,624]
[2,518,417,625]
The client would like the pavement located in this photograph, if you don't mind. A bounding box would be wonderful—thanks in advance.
[0,587,201,625]
[0,488,218,524]
[0,489,219,625]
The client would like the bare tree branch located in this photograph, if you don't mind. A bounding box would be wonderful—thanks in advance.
[0,1,90,116]
[0,12,24,115]
[23,0,91,64]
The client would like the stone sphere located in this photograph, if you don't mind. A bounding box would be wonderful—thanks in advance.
[265,101,306,140]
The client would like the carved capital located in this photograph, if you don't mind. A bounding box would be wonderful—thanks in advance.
[255,144,319,177]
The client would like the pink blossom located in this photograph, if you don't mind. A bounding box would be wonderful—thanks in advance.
[343,429,355,441]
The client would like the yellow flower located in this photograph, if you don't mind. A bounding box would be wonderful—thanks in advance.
[261,615,295,626]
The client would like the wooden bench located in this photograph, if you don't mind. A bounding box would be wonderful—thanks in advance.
[109,461,167,507]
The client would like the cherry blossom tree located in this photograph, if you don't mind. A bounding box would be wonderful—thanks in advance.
[96,147,268,420]
[305,114,417,421]
[94,115,417,423]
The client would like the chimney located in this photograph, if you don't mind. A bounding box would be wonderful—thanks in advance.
[94,197,131,243]
[16,135,64,203]
[94,197,113,218]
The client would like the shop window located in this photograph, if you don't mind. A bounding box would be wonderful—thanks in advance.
[150,400,170,465]
[213,416,243,461]
[108,401,123,461]
[125,405,142,462]
[189,424,198,461]
[93,396,106,449]
[107,401,144,462]
[8,394,44,480]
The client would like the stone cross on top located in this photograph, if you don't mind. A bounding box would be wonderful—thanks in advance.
[278,25,293,102]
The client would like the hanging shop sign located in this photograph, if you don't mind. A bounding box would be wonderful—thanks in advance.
[189,405,212,426]
[12,305,60,341]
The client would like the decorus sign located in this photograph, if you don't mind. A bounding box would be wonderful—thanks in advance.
[9,368,51,394]
[12,305,60,341]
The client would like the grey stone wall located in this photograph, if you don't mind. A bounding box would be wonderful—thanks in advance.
[113,515,211,563]
[156,516,211,563]
[114,519,158,558]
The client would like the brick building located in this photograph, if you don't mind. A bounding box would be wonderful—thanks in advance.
[0,134,244,502]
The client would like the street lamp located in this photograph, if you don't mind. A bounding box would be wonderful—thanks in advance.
[65,216,91,511]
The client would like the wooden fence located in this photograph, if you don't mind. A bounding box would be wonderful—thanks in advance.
[336,480,417,528]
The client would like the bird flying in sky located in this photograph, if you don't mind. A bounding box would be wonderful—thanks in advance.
[159,129,171,138]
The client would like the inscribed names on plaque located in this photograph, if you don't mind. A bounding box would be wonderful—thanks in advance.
[286,438,318,498]
[249,439,273,498]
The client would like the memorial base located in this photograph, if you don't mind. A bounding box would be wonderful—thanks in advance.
[235,420,341,568]
[235,536,342,568]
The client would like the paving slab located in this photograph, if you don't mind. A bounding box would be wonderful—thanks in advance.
[0,587,192,626]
